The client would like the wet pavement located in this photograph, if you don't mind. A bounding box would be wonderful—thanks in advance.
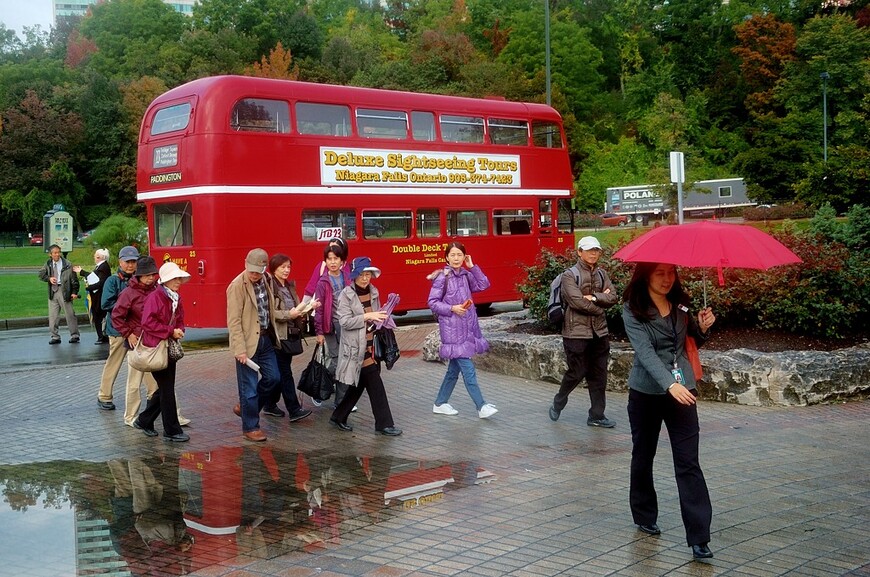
[0,322,868,577]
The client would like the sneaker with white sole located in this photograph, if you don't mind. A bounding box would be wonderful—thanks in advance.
[433,403,459,415]
[478,404,498,419]
[351,405,358,413]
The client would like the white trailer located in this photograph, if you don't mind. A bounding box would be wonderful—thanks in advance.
[605,178,754,222]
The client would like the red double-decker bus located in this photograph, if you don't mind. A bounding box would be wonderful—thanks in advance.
[137,75,574,327]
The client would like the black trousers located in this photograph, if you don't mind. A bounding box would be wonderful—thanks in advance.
[92,302,107,341]
[266,348,304,413]
[332,363,394,431]
[627,388,712,546]
[137,359,183,436]
[553,335,610,419]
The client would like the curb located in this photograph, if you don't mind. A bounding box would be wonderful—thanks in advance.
[1,314,90,330]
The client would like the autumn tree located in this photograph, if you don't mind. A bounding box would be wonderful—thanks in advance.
[732,14,796,115]
[0,91,85,228]
[244,42,300,79]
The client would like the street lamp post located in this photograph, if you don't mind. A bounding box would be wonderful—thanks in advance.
[544,0,551,107]
[820,72,829,164]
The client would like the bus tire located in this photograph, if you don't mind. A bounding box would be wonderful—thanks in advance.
[475,303,492,315]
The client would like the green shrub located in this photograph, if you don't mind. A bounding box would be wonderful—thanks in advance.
[85,215,148,264]
[517,209,869,339]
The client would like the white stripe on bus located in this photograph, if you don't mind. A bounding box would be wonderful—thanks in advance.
[137,185,573,201]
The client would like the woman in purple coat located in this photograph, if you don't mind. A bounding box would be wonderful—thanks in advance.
[427,241,498,419]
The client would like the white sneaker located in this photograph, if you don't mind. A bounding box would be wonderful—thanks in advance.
[178,416,191,427]
[352,405,358,413]
[433,403,459,415]
[478,404,498,419]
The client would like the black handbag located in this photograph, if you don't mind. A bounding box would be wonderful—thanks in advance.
[298,343,334,401]
[373,327,400,370]
[279,336,303,356]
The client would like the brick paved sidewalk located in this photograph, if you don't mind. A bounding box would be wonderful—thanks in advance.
[0,323,868,576]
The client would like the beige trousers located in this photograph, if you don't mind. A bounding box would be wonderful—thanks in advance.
[48,288,79,339]
[99,336,187,425]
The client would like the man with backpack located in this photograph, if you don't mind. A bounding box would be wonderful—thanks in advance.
[549,236,619,427]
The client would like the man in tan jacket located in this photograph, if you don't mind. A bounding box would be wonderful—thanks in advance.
[227,248,281,442]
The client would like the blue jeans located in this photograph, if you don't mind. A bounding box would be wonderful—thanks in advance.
[435,358,486,410]
[235,335,281,433]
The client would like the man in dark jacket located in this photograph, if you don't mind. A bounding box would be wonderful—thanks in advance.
[74,248,112,344]
[38,244,80,344]
[549,236,619,427]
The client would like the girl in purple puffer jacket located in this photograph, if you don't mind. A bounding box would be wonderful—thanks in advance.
[427,241,498,419]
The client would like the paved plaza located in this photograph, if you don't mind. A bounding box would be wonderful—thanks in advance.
[0,323,868,577]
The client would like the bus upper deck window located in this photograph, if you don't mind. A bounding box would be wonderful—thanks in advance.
[411,112,436,141]
[532,121,563,148]
[356,109,408,140]
[151,103,191,136]
[296,102,351,136]
[489,119,529,146]
[230,99,289,133]
[440,115,484,144]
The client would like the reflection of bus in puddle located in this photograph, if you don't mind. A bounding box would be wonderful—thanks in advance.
[178,447,494,566]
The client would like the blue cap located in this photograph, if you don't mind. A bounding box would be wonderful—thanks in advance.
[350,256,381,280]
[118,246,140,261]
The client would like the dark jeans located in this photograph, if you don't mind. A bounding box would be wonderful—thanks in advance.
[627,388,712,546]
[553,335,610,419]
[137,359,182,436]
[267,348,304,413]
[332,364,394,431]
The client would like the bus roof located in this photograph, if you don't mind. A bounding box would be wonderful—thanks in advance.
[149,75,564,124]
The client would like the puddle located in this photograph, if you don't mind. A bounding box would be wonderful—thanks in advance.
[0,449,494,576]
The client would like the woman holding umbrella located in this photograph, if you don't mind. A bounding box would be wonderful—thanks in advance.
[622,262,716,560]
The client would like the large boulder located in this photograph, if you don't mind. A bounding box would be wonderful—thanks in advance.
[421,311,870,406]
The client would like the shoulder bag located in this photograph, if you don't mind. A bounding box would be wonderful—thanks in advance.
[278,326,304,356]
[685,336,703,380]
[128,336,168,372]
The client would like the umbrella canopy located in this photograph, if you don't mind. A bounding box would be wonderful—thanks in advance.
[612,221,802,270]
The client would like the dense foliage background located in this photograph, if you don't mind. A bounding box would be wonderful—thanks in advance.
[518,204,870,338]
[1,0,868,234]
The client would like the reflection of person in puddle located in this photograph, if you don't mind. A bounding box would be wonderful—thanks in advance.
[109,457,193,575]
[237,446,312,556]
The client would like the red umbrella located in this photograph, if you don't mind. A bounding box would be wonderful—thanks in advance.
[613,221,802,306]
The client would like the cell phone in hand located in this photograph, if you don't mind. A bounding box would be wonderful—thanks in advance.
[461,299,473,310]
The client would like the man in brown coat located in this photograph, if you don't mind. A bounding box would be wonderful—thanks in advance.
[549,236,619,427]
[227,248,281,442]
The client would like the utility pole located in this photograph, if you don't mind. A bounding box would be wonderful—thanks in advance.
[820,72,829,164]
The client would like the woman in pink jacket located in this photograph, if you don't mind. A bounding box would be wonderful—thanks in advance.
[427,241,498,419]
[133,262,190,442]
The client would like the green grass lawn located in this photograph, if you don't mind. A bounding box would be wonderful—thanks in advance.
[0,246,93,267]
[1,274,90,319]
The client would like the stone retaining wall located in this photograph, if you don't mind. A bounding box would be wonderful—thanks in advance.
[421,311,870,406]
